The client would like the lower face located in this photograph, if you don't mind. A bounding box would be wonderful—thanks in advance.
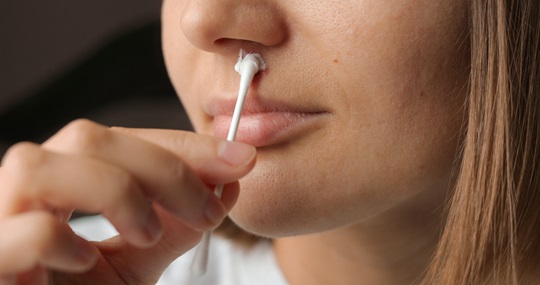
[162,0,469,237]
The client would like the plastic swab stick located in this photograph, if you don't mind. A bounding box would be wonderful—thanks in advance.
[191,50,265,276]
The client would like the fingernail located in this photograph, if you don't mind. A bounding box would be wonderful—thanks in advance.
[204,194,227,226]
[143,210,163,242]
[219,141,256,167]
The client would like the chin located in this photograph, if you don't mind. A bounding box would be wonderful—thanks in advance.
[226,168,446,239]
[225,173,329,238]
[222,141,437,238]
[226,175,371,238]
[228,204,319,238]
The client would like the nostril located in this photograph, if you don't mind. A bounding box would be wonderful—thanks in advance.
[213,39,264,51]
[213,38,236,48]
[180,0,288,53]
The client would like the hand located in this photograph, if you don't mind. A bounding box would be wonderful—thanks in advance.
[0,119,256,285]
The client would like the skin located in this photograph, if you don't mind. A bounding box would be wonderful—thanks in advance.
[0,123,256,284]
[0,0,469,284]
[163,0,469,284]
[164,0,469,236]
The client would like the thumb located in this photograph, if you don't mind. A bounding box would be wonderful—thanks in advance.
[94,183,238,284]
[75,128,245,283]
[98,207,201,284]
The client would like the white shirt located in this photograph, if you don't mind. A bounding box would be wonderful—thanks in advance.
[70,216,289,285]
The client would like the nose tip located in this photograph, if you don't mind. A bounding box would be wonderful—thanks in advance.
[180,0,288,54]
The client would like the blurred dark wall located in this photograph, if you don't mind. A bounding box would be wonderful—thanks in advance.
[0,1,193,156]
[0,0,162,107]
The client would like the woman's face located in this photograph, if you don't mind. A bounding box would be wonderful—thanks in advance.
[162,0,469,237]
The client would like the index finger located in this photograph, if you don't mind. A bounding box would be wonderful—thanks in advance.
[111,127,257,183]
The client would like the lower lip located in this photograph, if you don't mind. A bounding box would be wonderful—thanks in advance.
[212,112,325,147]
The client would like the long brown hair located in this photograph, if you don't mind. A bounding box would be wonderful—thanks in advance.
[423,0,540,284]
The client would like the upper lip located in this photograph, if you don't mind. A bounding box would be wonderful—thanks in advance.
[205,92,327,117]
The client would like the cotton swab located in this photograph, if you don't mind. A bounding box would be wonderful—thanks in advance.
[190,50,265,276]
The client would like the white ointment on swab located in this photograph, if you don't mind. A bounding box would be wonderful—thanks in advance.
[191,50,265,276]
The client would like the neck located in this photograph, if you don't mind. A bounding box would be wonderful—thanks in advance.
[274,188,446,285]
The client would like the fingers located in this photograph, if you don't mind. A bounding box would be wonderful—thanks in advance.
[0,212,99,275]
[91,188,236,285]
[1,120,253,243]
[112,128,257,184]
[0,120,253,283]
[0,119,253,269]
[110,126,257,183]
[45,119,257,184]
[1,142,226,247]
[1,143,162,247]
[41,120,254,227]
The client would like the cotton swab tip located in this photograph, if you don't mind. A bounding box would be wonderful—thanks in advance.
[235,50,267,75]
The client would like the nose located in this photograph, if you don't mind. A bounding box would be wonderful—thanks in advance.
[180,0,288,53]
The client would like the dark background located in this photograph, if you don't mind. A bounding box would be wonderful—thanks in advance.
[0,0,192,157]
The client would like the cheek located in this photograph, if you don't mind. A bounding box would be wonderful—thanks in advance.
[317,0,468,183]
[162,0,469,237]
[230,2,469,236]
[162,1,209,133]
[230,95,465,238]
[333,0,469,174]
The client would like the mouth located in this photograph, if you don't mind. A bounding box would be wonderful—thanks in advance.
[206,97,330,147]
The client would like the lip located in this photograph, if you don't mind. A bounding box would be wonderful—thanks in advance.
[206,97,329,147]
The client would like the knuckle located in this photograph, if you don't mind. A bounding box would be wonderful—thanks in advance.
[2,142,45,175]
[172,131,216,157]
[170,158,192,186]
[60,119,110,154]
[0,143,45,215]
